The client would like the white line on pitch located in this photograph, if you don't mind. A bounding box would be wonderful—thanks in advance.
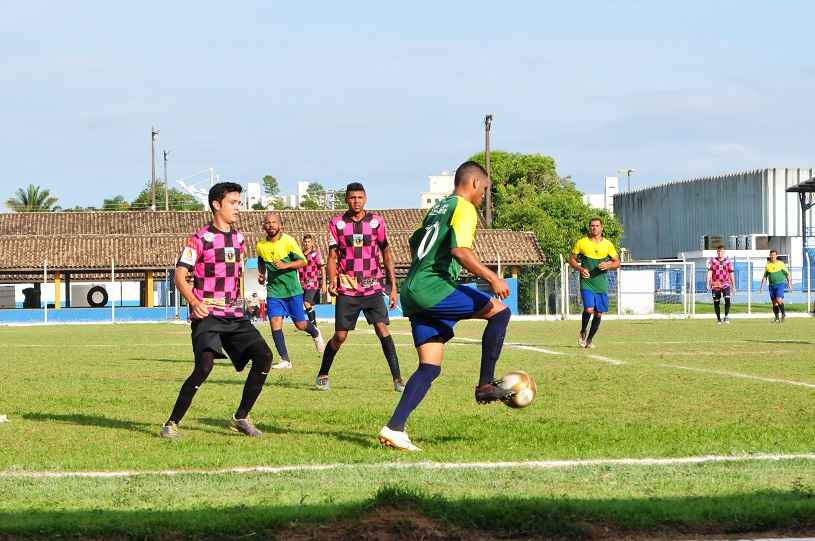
[453,336,563,356]
[587,355,626,365]
[3,453,814,479]
[659,364,815,389]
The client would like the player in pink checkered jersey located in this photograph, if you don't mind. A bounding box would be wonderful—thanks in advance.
[298,234,327,327]
[707,245,735,325]
[160,183,274,440]
[315,182,403,392]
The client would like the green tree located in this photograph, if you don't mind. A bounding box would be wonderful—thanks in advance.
[130,182,204,211]
[5,184,59,212]
[100,195,130,211]
[300,182,326,209]
[465,151,622,313]
[251,202,266,211]
[262,175,279,197]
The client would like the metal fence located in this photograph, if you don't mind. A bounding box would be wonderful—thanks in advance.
[534,255,814,319]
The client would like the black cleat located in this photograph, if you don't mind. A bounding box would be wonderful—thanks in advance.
[475,381,514,405]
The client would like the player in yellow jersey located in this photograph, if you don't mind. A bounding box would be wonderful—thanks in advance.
[758,249,792,323]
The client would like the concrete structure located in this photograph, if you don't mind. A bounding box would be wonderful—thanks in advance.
[420,171,454,209]
[614,168,815,268]
[581,176,619,214]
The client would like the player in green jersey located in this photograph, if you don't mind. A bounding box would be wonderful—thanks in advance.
[758,249,792,323]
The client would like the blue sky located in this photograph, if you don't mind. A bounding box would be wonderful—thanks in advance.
[3,1,814,209]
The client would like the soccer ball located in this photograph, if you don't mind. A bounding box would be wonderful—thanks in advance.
[498,370,537,409]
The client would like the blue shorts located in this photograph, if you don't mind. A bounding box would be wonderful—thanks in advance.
[409,286,492,347]
[266,295,307,322]
[581,289,609,313]
[769,284,785,300]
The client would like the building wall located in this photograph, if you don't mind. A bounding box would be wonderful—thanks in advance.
[614,168,814,260]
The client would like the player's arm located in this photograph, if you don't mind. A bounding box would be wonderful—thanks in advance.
[785,266,793,289]
[568,253,590,279]
[320,259,327,294]
[257,255,266,285]
[706,268,713,290]
[758,272,766,291]
[728,265,736,289]
[382,245,398,308]
[598,244,620,272]
[276,255,307,270]
[451,247,509,299]
[327,248,338,296]
[175,266,208,319]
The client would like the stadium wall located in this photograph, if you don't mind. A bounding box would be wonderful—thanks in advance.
[614,168,815,261]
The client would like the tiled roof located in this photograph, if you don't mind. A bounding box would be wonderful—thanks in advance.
[0,210,544,280]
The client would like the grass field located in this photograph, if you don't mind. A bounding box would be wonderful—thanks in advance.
[1,318,814,539]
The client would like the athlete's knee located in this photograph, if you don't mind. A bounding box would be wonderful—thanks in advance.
[248,342,273,373]
[489,306,511,328]
[417,362,442,381]
[584,307,594,314]
[332,332,348,347]
[374,323,390,338]
[293,320,308,331]
[593,312,602,319]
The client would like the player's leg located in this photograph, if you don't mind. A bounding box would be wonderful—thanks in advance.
[712,290,722,323]
[289,295,323,352]
[266,297,292,367]
[579,289,593,346]
[230,340,273,437]
[315,295,360,389]
[471,298,512,401]
[162,350,216,438]
[303,289,319,326]
[775,285,787,321]
[584,293,607,348]
[723,289,732,323]
[361,295,402,390]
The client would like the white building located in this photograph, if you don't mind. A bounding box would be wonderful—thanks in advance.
[420,171,455,209]
[582,176,619,214]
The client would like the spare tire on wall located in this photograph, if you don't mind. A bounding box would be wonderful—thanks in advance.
[87,286,108,308]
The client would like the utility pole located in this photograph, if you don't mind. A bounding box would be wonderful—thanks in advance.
[163,150,170,211]
[484,114,494,226]
[151,127,159,210]
[619,168,635,192]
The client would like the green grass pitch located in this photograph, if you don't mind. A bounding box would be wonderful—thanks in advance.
[1,318,814,538]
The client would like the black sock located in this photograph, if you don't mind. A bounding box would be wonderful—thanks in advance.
[772,305,780,319]
[724,298,731,317]
[318,340,340,376]
[378,334,401,380]
[235,344,272,419]
[168,351,215,424]
[714,300,721,321]
[307,307,317,325]
[387,363,441,431]
[479,308,511,385]
[272,329,289,361]
[303,321,319,338]
[587,314,602,342]
[580,311,591,335]
[779,303,786,317]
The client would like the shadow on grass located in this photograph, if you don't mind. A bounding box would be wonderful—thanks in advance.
[2,485,815,539]
[744,339,814,345]
[20,412,220,437]
[195,417,374,447]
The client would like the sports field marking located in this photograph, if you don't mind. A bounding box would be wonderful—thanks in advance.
[3,453,815,479]
[452,336,563,356]
[586,354,626,366]
[658,364,815,389]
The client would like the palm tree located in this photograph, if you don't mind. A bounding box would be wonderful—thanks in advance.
[6,184,59,212]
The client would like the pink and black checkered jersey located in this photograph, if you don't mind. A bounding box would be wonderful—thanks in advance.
[176,224,246,318]
[298,249,323,290]
[328,212,388,297]
[708,257,733,288]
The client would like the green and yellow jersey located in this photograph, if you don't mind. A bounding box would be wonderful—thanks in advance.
[400,194,478,316]
[572,237,618,294]
[764,261,790,286]
[256,233,305,299]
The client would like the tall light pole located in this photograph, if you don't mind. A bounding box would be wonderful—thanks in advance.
[484,113,494,226]
[151,127,159,210]
[619,168,635,192]
[163,150,170,211]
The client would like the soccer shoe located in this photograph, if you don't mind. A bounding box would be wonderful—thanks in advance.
[393,378,405,393]
[378,426,421,452]
[475,381,514,405]
[583,341,596,349]
[230,416,263,437]
[577,331,587,348]
[159,421,179,440]
[272,360,293,369]
[315,374,330,391]
[771,318,779,324]
[716,320,723,326]
[313,328,325,353]
[724,317,731,324]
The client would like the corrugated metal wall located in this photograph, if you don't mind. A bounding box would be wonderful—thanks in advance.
[613,168,814,260]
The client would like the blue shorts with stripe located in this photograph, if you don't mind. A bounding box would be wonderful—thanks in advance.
[408,285,492,347]
[266,295,307,322]
[769,284,785,300]
[580,289,609,313]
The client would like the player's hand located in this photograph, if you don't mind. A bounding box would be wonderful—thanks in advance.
[388,288,398,309]
[328,284,337,297]
[190,301,209,319]
[579,267,590,279]
[490,277,510,299]
[598,261,610,271]
[257,274,265,285]
[321,285,328,297]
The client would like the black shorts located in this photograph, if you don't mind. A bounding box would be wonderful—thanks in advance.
[303,288,320,306]
[191,315,267,371]
[712,287,731,301]
[335,293,389,331]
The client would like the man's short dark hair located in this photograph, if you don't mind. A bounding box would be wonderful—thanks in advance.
[770,249,778,254]
[454,161,488,186]
[345,182,365,194]
[589,217,603,226]
[302,234,313,241]
[208,182,243,212]
[717,245,725,250]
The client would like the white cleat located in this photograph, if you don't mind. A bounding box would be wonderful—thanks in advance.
[272,360,293,369]
[577,332,587,348]
[313,328,325,353]
[378,426,421,452]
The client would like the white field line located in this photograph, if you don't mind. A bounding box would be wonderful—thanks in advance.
[452,336,563,356]
[587,355,626,366]
[659,364,815,389]
[3,453,815,479]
